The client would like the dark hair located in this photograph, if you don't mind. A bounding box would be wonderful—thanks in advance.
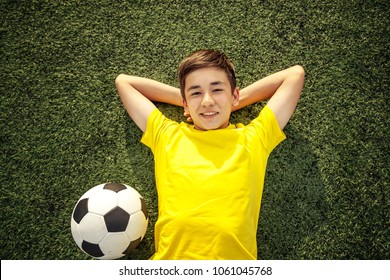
[178,49,237,100]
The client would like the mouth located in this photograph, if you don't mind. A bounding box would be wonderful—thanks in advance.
[200,111,218,118]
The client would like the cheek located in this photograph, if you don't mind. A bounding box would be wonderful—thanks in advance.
[215,95,230,107]
[186,101,198,112]
[188,107,199,118]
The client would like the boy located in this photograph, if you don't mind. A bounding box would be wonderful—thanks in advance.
[115,49,304,259]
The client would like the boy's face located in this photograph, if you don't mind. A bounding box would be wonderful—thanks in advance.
[183,67,239,131]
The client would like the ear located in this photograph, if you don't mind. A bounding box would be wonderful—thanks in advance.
[232,87,240,107]
[182,99,193,122]
[182,98,189,114]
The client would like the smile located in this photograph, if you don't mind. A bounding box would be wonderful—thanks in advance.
[201,112,218,117]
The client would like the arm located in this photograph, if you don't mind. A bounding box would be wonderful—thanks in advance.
[115,74,182,132]
[236,65,305,130]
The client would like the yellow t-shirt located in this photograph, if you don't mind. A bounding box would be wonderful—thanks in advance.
[141,105,286,260]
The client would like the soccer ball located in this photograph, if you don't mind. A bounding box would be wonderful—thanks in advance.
[71,183,148,259]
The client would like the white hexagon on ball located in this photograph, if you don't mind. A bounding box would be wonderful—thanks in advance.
[88,189,118,215]
[99,232,130,259]
[127,211,148,241]
[118,188,142,214]
[78,213,108,244]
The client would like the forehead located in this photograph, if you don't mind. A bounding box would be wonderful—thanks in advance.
[185,67,229,89]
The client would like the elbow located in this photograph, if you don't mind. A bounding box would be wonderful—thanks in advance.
[115,74,132,97]
[115,74,136,95]
[115,74,127,87]
[292,65,305,77]
[290,65,305,90]
[293,65,305,83]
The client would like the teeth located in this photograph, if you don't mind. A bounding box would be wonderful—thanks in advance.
[202,112,217,116]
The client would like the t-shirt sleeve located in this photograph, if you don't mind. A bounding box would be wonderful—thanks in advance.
[249,105,286,154]
[140,108,175,153]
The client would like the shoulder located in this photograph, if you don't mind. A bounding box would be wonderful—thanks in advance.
[141,108,182,148]
[249,105,280,127]
[144,108,180,133]
[244,105,286,152]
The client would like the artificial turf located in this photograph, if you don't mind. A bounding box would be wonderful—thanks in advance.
[1,0,388,259]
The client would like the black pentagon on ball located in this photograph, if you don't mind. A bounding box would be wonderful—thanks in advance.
[73,198,89,224]
[140,198,148,220]
[103,183,127,193]
[82,240,104,258]
[123,237,142,254]
[104,206,130,232]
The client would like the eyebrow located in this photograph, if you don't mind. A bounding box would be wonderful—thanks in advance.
[187,81,225,91]
[187,85,201,91]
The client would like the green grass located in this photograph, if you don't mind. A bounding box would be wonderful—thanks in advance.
[1,0,388,259]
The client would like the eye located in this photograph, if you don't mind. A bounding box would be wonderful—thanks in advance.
[213,88,223,93]
[191,91,202,96]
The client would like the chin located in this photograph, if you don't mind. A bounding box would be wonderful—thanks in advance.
[195,123,224,131]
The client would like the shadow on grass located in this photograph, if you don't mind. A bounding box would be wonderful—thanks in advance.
[257,125,329,259]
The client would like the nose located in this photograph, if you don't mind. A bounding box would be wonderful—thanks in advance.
[201,92,215,107]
